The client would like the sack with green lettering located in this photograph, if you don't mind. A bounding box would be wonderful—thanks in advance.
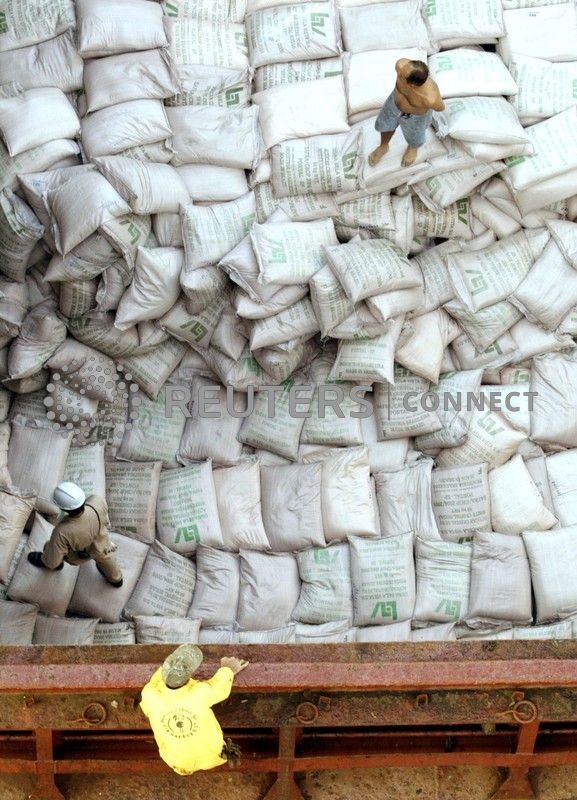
[156,462,224,554]
[340,1,431,53]
[329,316,403,385]
[508,55,577,122]
[270,129,363,198]
[292,543,353,624]
[181,192,256,271]
[251,218,337,285]
[117,388,186,470]
[166,64,251,109]
[447,229,547,313]
[246,1,341,68]
[165,18,248,70]
[63,444,106,498]
[120,337,187,401]
[239,377,314,460]
[349,533,415,626]
[124,540,196,619]
[415,368,483,450]
[374,365,441,440]
[105,461,162,544]
[428,49,516,98]
[254,56,343,92]
[413,539,472,624]
[436,406,526,470]
[430,464,491,543]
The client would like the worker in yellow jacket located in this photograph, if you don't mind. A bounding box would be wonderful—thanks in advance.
[139,644,249,775]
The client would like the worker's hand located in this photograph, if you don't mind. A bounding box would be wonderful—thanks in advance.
[220,657,249,675]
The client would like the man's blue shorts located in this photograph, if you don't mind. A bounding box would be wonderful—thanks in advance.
[375,92,432,148]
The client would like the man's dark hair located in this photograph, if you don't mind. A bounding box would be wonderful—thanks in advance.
[407,61,429,86]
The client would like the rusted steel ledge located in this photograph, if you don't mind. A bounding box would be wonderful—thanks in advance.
[1,642,577,692]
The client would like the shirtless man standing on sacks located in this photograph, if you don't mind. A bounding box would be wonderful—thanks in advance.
[369,58,445,168]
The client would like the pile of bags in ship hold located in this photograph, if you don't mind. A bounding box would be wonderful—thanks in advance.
[3,0,577,645]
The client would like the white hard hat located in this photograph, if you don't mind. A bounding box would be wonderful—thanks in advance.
[53,482,86,511]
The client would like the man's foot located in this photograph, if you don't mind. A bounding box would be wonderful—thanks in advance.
[96,563,123,588]
[401,146,418,167]
[368,144,389,166]
[27,552,63,570]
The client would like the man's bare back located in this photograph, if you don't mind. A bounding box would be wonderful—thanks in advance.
[369,59,445,167]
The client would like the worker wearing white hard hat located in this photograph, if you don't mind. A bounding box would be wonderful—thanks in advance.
[27,482,123,587]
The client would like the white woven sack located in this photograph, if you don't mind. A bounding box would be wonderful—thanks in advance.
[329,316,403,385]
[0,88,79,157]
[0,599,37,645]
[7,514,78,616]
[0,31,83,93]
[8,417,72,515]
[94,157,189,215]
[349,533,415,626]
[188,547,240,627]
[396,310,460,384]
[81,99,171,160]
[436,406,526,471]
[546,450,577,527]
[165,18,248,70]
[63,445,105,499]
[431,464,491,543]
[340,1,431,53]
[356,621,412,642]
[124,540,196,618]
[115,247,182,330]
[177,165,248,203]
[302,447,378,541]
[93,622,136,645]
[181,192,256,271]
[374,459,442,541]
[428,49,516,98]
[504,108,577,194]
[0,491,34,583]
[489,455,557,535]
[246,1,341,68]
[498,4,577,64]
[76,0,167,57]
[424,0,503,45]
[0,139,80,195]
[0,189,44,283]
[444,299,522,353]
[345,48,426,116]
[511,240,577,331]
[117,388,187,470]
[83,49,178,112]
[167,63,251,108]
[167,105,261,170]
[134,617,201,644]
[252,76,349,149]
[435,97,528,146]
[213,460,269,551]
[105,460,161,544]
[251,218,337,285]
[413,539,472,624]
[237,550,300,630]
[47,171,130,255]
[254,56,343,92]
[156,462,224,554]
[33,616,98,645]
[324,239,421,304]
[0,0,75,51]
[522,527,577,624]
[530,353,577,448]
[509,56,577,121]
[271,129,364,198]
[373,366,441,441]
[260,463,325,550]
[293,543,352,624]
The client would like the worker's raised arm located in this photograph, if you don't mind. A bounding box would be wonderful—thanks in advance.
[204,657,250,706]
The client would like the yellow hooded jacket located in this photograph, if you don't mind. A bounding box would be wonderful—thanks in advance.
[139,665,234,775]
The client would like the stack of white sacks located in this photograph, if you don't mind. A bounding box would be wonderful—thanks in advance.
[2,0,577,645]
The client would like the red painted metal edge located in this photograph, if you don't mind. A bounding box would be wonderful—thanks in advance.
[2,658,577,692]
